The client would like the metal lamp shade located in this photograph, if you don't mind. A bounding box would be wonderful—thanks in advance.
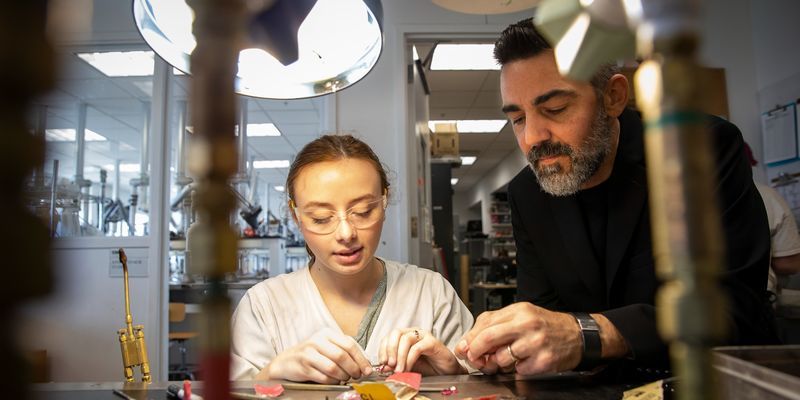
[133,0,383,99]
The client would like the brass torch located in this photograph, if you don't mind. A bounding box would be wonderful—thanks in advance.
[116,248,151,383]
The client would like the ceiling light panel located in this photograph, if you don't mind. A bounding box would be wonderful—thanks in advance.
[245,123,282,137]
[45,128,107,142]
[77,51,155,77]
[253,160,290,169]
[430,44,499,70]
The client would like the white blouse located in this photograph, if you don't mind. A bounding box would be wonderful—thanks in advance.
[230,258,473,380]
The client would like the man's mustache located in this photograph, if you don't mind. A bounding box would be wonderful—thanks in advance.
[527,141,573,163]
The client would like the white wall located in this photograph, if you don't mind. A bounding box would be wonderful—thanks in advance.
[750,0,800,91]
[748,0,800,182]
[19,240,160,382]
[334,0,532,261]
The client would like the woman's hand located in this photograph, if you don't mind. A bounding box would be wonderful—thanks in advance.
[378,328,466,376]
[262,328,373,383]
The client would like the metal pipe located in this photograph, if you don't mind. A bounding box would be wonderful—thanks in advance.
[139,102,151,212]
[50,160,59,237]
[129,189,138,236]
[113,159,121,235]
[113,159,121,199]
[237,97,248,181]
[247,167,259,206]
[635,3,725,399]
[265,182,271,221]
[34,105,47,187]
[75,102,87,183]
[99,169,107,232]
[140,101,150,176]
[75,103,92,230]
[171,184,194,211]
[176,100,189,182]
[185,0,245,398]
[235,97,250,229]
[175,100,193,237]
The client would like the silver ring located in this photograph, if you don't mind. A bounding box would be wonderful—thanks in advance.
[507,344,520,364]
[413,329,421,341]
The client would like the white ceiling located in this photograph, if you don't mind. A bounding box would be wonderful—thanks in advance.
[421,49,519,193]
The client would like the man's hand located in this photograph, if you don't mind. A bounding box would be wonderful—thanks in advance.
[378,327,466,376]
[259,328,373,383]
[454,302,583,375]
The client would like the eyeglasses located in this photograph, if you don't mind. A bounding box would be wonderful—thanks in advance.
[291,195,387,235]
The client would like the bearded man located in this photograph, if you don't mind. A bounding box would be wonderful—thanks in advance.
[455,19,779,377]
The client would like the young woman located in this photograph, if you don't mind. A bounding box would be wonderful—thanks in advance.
[231,134,472,383]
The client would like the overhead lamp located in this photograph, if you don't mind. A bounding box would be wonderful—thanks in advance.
[253,160,290,169]
[430,44,499,70]
[460,156,477,165]
[450,178,459,185]
[428,120,507,133]
[133,0,384,99]
[432,0,540,15]
[274,185,285,192]
[535,0,635,81]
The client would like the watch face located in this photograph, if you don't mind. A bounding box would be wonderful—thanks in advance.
[574,312,600,331]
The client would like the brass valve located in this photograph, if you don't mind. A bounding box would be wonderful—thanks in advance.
[117,248,151,383]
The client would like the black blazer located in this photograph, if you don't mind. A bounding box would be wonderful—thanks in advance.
[508,108,778,366]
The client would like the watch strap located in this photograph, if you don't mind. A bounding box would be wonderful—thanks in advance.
[571,312,602,369]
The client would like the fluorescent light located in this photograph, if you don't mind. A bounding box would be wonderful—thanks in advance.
[430,44,499,70]
[45,128,107,142]
[245,123,281,137]
[253,160,290,169]
[103,163,141,173]
[274,185,285,192]
[461,156,477,165]
[451,178,459,185]
[428,120,507,133]
[77,51,155,77]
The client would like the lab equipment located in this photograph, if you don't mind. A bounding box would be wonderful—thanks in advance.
[116,248,152,383]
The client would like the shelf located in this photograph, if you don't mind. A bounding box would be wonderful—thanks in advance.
[489,195,515,258]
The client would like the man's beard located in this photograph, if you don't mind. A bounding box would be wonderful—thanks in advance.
[526,105,614,197]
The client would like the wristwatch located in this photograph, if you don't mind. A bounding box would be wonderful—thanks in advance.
[571,312,602,369]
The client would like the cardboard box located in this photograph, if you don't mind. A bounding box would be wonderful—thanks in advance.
[431,122,459,157]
